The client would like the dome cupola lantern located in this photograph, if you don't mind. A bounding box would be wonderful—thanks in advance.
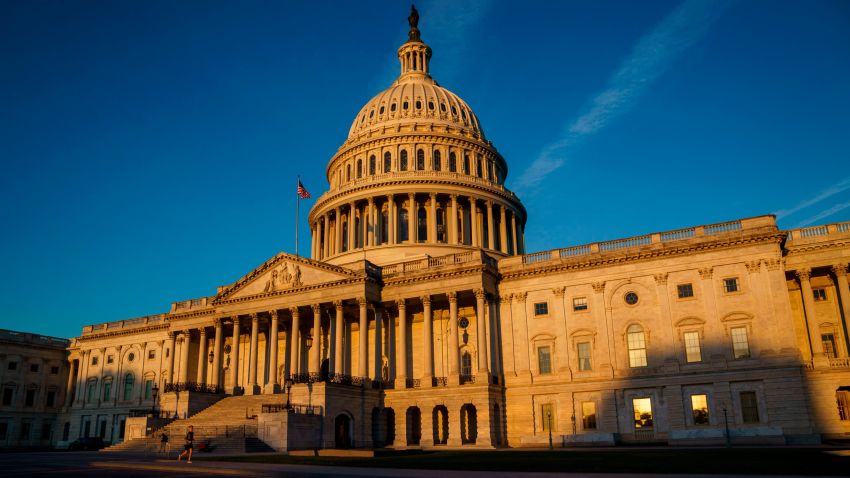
[398,5,432,79]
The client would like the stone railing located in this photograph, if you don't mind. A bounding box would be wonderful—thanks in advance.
[163,382,223,394]
[82,314,165,336]
[261,403,323,415]
[785,221,850,243]
[0,329,69,347]
[511,216,774,268]
[381,250,495,279]
[171,296,215,312]
[829,357,850,368]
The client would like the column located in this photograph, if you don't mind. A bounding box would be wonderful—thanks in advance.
[179,331,190,384]
[470,199,480,247]
[448,292,460,384]
[832,264,850,355]
[246,314,260,393]
[196,328,208,384]
[421,295,433,386]
[367,198,375,247]
[334,207,342,254]
[388,195,396,244]
[485,201,494,250]
[310,224,316,259]
[358,298,368,377]
[323,215,330,258]
[348,203,356,252]
[408,193,415,243]
[289,307,301,377]
[428,193,437,243]
[519,223,526,254]
[449,194,458,244]
[64,358,77,407]
[798,268,825,357]
[397,299,408,386]
[310,304,322,376]
[511,212,518,255]
[166,332,176,384]
[334,301,344,375]
[475,289,490,377]
[266,310,279,393]
[212,319,223,388]
[230,316,241,393]
[499,204,508,253]
[374,303,384,381]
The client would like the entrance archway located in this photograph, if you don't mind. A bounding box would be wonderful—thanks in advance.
[433,405,448,445]
[406,407,421,445]
[460,404,477,444]
[334,414,352,449]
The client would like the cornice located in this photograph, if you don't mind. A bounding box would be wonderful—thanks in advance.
[75,323,169,342]
[216,277,370,306]
[382,263,497,288]
[785,238,850,255]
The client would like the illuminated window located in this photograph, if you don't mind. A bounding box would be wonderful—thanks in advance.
[581,401,597,430]
[573,297,588,311]
[632,397,653,428]
[684,331,702,363]
[731,327,750,359]
[691,394,709,425]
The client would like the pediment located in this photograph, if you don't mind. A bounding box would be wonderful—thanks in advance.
[214,253,360,302]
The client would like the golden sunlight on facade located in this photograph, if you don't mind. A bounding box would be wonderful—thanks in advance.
[1,7,848,450]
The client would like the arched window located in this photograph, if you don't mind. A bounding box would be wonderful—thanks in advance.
[342,218,349,252]
[398,208,409,242]
[436,207,446,243]
[354,214,362,249]
[403,101,409,110]
[476,155,483,177]
[416,149,425,170]
[399,150,408,171]
[369,155,376,175]
[383,152,391,173]
[449,152,457,172]
[357,159,362,179]
[440,102,447,112]
[391,103,397,112]
[379,105,385,115]
[381,209,389,244]
[123,373,134,401]
[418,206,427,242]
[415,100,422,110]
[461,351,472,376]
[433,150,441,171]
[463,154,470,174]
[627,325,647,367]
[346,164,351,182]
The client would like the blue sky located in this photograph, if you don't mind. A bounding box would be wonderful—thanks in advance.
[1,0,849,338]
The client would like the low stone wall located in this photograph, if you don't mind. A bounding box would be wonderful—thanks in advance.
[125,416,172,441]
[258,411,323,451]
[159,391,223,419]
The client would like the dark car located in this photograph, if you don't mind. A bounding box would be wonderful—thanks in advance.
[68,437,106,451]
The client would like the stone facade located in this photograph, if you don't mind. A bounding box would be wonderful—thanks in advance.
[4,7,849,449]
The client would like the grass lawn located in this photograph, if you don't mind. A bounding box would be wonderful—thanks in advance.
[202,447,850,475]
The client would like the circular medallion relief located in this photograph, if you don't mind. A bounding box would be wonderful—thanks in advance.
[624,292,639,305]
[458,317,470,329]
[127,352,135,362]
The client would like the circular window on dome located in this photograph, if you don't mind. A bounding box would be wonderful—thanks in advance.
[403,101,409,110]
[440,103,446,112]
[624,292,639,306]
[428,101,434,110]
[415,100,422,109]
[379,106,385,114]
[391,103,397,112]
[459,317,470,329]
[127,352,135,363]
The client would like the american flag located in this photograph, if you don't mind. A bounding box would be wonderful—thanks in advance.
[296,180,311,199]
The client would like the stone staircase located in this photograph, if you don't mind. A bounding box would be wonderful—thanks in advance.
[104,394,289,455]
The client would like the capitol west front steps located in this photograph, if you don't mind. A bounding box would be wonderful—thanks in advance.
[103,394,289,455]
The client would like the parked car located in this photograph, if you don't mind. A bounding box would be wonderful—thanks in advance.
[68,437,106,451]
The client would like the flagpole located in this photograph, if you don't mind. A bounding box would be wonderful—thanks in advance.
[295,175,300,258]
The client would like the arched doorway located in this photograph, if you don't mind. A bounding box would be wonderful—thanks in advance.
[461,404,477,444]
[334,414,352,449]
[383,408,395,446]
[433,405,448,445]
[406,407,421,445]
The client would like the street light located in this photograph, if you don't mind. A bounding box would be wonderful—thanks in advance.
[547,410,553,450]
[208,350,214,364]
[284,377,294,410]
[305,334,313,349]
[151,384,159,415]
[723,404,731,448]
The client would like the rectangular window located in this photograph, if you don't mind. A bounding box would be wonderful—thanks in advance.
[50,366,59,375]
[87,383,96,402]
[723,278,739,293]
[7,361,17,371]
[731,327,751,359]
[2,388,12,406]
[577,342,592,371]
[534,302,549,316]
[103,382,112,402]
[822,334,837,359]
[91,356,98,366]
[813,288,827,301]
[148,350,156,360]
[677,283,694,298]
[684,331,702,363]
[740,391,760,423]
[106,355,114,364]
[581,401,597,430]
[25,389,35,407]
[540,403,555,432]
[46,390,56,408]
[29,363,39,373]
[537,346,552,374]
[572,297,588,311]
[691,394,709,425]
[145,380,153,400]
[632,397,653,429]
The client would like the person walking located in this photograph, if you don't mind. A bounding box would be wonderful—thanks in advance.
[158,432,169,455]
[177,425,194,463]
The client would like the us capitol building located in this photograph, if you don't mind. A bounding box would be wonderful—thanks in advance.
[2,8,849,450]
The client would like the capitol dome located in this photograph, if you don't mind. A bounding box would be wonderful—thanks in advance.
[308,7,526,266]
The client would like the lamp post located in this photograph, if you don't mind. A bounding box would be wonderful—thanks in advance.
[284,377,294,410]
[151,384,159,416]
[723,404,731,448]
[547,410,553,450]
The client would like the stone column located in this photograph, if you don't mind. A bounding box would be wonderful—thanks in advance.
[179,331,190,384]
[196,328,208,384]
[348,203,356,252]
[367,198,375,247]
[449,194,458,244]
[486,201,495,250]
[289,307,301,377]
[78,350,89,404]
[266,310,279,393]
[499,205,508,253]
[310,224,316,259]
[421,295,433,386]
[470,199,480,247]
[358,298,368,377]
[310,304,322,376]
[374,303,384,381]
[65,358,77,408]
[428,193,437,243]
[212,319,223,388]
[397,299,408,386]
[388,195,396,244]
[511,212,518,255]
[448,292,460,384]
[475,289,490,377]
[230,316,241,393]
[408,193,415,243]
[166,332,176,384]
[334,301,344,375]
[247,314,260,394]
[334,207,342,255]
[519,223,526,254]
[832,264,850,355]
[797,268,825,357]
[323,215,330,259]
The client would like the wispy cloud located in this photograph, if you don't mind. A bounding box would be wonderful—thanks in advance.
[515,0,735,189]
[795,200,850,227]
[774,176,850,220]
